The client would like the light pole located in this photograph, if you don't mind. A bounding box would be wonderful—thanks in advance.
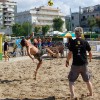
[70,8,72,31]
[27,19,29,36]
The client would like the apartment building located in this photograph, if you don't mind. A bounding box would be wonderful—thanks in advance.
[65,16,71,31]
[70,5,100,32]
[0,0,16,34]
[80,4,100,32]
[15,6,66,32]
[71,12,80,31]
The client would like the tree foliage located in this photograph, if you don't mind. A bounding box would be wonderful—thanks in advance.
[12,23,21,36]
[12,22,32,37]
[96,17,100,28]
[34,26,41,36]
[66,21,70,31]
[53,18,64,31]
[87,17,96,38]
[22,22,32,36]
[88,17,96,31]
[42,25,50,36]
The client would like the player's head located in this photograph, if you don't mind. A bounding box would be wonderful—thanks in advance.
[74,27,83,37]
[20,39,26,47]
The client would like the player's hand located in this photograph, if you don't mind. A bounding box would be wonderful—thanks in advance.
[32,32,34,35]
[89,59,91,62]
[32,58,34,62]
[66,60,69,67]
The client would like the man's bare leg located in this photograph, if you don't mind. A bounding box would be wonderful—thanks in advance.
[86,81,93,96]
[4,51,9,61]
[34,60,42,80]
[45,47,59,57]
[69,82,75,99]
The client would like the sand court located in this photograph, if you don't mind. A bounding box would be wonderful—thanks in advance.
[0,52,100,100]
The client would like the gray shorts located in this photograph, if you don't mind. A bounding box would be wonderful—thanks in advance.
[68,64,91,82]
[34,49,47,62]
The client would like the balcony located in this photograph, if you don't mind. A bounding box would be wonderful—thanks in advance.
[37,12,59,16]
[37,17,53,21]
[3,5,8,8]
[4,23,12,26]
[7,8,14,12]
[4,18,14,21]
[80,20,88,27]
[5,2,16,6]
[36,22,53,26]
[4,14,14,17]
[81,18,87,21]
[0,9,3,11]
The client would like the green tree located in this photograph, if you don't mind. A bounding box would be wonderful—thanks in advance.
[96,17,100,28]
[88,17,96,38]
[22,22,32,37]
[2,34,6,42]
[12,23,21,36]
[12,22,32,37]
[66,21,70,31]
[53,18,64,31]
[42,25,50,36]
[34,26,41,36]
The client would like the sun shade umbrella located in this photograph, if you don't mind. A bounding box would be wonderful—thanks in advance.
[60,32,75,38]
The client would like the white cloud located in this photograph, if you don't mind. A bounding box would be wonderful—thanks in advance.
[14,0,100,15]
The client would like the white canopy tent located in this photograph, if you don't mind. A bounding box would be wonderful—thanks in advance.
[46,31,63,36]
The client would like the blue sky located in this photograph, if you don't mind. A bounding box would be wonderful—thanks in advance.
[14,0,99,15]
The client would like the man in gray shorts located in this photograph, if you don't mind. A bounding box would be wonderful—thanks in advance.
[66,27,93,99]
[68,64,90,82]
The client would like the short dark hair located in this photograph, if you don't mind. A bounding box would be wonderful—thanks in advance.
[20,39,26,47]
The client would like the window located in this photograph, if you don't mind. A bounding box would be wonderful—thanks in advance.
[72,23,74,27]
[72,16,74,20]
[83,16,86,19]
[92,15,94,17]
[96,14,98,16]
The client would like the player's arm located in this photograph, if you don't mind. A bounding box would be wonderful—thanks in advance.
[88,51,92,62]
[66,51,72,67]
[86,41,92,62]
[27,32,34,40]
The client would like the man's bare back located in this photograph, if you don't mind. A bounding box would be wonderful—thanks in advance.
[25,39,39,55]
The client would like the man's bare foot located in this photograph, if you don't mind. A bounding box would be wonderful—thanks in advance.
[53,53,59,58]
[71,97,78,100]
[81,93,93,97]
[86,93,93,97]
[70,94,75,100]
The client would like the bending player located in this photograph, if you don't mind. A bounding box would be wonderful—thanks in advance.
[20,32,57,80]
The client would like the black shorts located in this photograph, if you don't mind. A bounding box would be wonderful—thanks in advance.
[34,43,38,47]
[34,49,46,62]
[68,64,91,82]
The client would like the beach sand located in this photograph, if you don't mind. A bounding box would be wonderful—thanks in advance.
[0,52,100,100]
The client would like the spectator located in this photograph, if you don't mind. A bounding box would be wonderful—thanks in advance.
[4,40,9,61]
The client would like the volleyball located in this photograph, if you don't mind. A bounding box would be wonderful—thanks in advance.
[48,0,53,6]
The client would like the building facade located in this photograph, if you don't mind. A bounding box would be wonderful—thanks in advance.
[15,6,66,32]
[0,0,16,34]
[71,12,80,31]
[65,16,71,31]
[70,4,100,32]
[80,4,100,32]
